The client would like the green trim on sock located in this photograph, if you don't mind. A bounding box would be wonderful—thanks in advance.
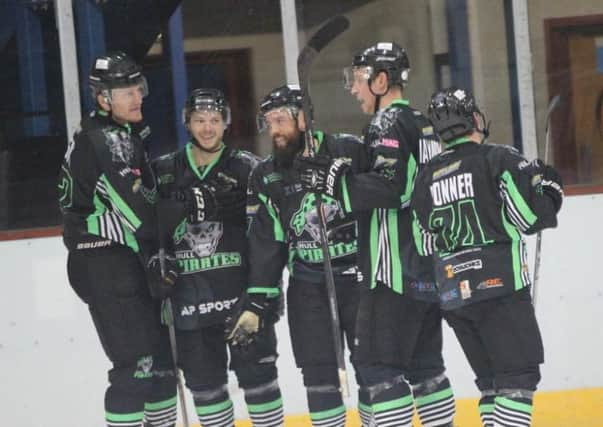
[106,411,144,422]
[196,399,233,416]
[372,395,414,413]
[495,396,533,414]
[310,404,346,421]
[479,403,495,414]
[415,387,454,407]
[358,401,371,412]
[247,397,283,413]
[144,396,177,411]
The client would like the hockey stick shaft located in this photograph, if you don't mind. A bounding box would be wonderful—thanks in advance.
[532,94,561,306]
[297,15,350,397]
[156,199,191,427]
[163,297,191,427]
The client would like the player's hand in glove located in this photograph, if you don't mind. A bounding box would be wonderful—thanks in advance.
[179,177,247,225]
[539,162,564,213]
[294,154,350,199]
[146,252,179,299]
[225,293,279,347]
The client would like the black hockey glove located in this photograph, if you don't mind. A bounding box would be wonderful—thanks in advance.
[540,163,564,213]
[225,293,280,347]
[179,182,246,225]
[146,252,179,299]
[295,154,350,200]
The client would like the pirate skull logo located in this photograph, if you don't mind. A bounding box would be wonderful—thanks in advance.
[183,221,223,257]
[103,128,134,164]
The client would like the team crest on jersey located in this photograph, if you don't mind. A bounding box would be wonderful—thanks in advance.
[290,193,343,242]
[174,220,223,257]
[368,108,398,140]
[103,128,134,164]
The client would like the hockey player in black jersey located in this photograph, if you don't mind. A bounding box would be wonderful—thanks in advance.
[57,52,177,427]
[297,43,455,427]
[411,87,564,427]
[153,88,283,427]
[152,88,284,427]
[225,84,371,426]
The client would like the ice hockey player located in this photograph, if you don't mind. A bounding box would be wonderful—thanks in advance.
[57,51,177,427]
[296,43,456,426]
[225,84,371,426]
[152,88,283,427]
[411,87,563,427]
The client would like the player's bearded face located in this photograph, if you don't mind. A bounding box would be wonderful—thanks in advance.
[266,108,303,168]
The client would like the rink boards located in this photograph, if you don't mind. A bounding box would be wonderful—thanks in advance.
[1,193,601,426]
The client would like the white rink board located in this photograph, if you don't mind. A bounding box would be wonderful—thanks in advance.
[0,193,600,426]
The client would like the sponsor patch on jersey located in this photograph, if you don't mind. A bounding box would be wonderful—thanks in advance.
[246,204,259,215]
[380,138,400,148]
[441,288,459,303]
[422,126,435,136]
[180,297,239,316]
[459,280,472,299]
[409,281,437,293]
[444,259,483,278]
[432,161,462,180]
[477,277,504,290]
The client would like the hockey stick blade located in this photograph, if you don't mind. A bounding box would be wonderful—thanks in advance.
[308,15,350,53]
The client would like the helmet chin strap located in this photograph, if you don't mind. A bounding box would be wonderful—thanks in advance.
[368,79,389,114]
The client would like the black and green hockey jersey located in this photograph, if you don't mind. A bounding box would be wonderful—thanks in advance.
[246,132,365,298]
[411,138,562,309]
[58,110,157,254]
[340,99,442,300]
[152,143,259,328]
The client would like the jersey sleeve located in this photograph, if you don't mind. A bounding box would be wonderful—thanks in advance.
[246,167,287,297]
[92,128,158,244]
[494,147,562,235]
[410,170,438,256]
[341,115,418,213]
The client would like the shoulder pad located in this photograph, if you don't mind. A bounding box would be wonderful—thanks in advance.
[332,133,363,144]
[231,149,262,168]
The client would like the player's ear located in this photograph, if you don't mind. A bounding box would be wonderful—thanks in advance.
[297,110,306,132]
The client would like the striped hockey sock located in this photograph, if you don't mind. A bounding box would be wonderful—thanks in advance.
[412,374,455,427]
[358,388,373,426]
[478,392,496,427]
[192,385,234,427]
[106,410,145,427]
[143,396,177,427]
[370,380,414,427]
[244,380,284,427]
[493,396,533,427]
[307,384,347,427]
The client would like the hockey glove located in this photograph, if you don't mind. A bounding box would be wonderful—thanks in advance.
[225,293,279,347]
[540,163,564,213]
[295,154,350,200]
[179,182,247,225]
[146,252,179,299]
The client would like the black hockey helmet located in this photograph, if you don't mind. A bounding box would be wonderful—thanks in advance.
[257,84,304,132]
[89,51,148,100]
[428,87,484,143]
[182,88,231,126]
[344,42,410,90]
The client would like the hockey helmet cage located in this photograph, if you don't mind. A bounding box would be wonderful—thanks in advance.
[89,51,148,100]
[257,84,304,132]
[182,88,231,126]
[428,87,479,143]
[344,42,410,89]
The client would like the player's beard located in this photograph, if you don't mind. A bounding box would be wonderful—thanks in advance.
[273,132,304,170]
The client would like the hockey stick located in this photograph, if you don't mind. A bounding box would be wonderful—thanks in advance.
[532,94,561,306]
[297,15,351,398]
[156,199,191,427]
